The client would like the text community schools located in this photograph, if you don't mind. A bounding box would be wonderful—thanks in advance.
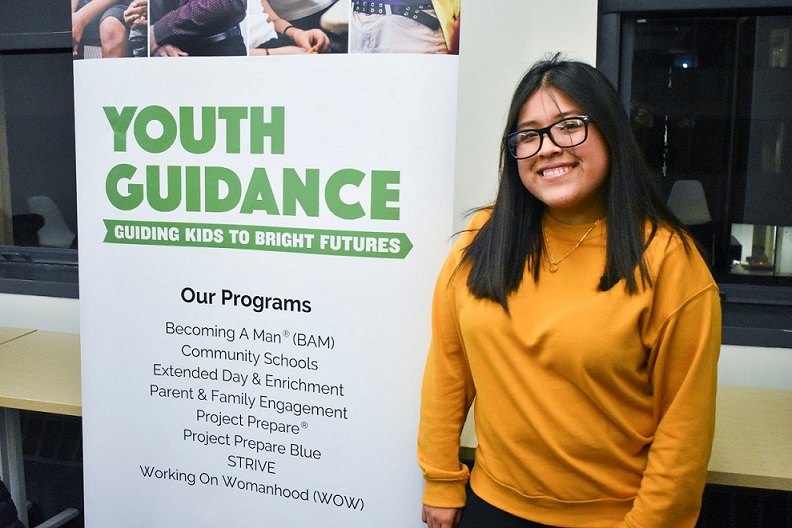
[139,315,368,512]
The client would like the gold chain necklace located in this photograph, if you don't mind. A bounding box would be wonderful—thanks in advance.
[543,217,603,273]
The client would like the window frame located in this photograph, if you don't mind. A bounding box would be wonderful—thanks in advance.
[597,0,792,348]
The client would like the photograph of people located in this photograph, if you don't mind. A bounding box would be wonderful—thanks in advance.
[71,0,135,58]
[149,0,246,57]
[124,0,148,57]
[350,0,459,54]
[247,0,334,55]
[269,0,348,53]
[418,55,721,528]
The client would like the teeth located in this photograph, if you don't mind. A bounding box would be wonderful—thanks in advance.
[542,166,570,177]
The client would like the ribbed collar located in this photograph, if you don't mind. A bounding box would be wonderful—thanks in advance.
[542,212,607,244]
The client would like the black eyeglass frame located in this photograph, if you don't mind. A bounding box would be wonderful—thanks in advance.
[504,115,593,159]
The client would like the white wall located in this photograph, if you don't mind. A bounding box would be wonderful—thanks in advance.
[0,293,79,333]
[720,344,792,390]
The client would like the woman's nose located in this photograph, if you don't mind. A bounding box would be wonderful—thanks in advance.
[536,131,562,157]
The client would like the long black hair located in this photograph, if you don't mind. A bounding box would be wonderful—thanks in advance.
[461,54,690,311]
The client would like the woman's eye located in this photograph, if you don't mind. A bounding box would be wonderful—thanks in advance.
[518,131,540,143]
[557,120,583,131]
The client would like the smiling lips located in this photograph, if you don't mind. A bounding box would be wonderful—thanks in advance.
[540,164,575,178]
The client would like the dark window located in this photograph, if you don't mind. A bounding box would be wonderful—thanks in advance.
[598,1,792,347]
[629,14,792,287]
[0,1,77,298]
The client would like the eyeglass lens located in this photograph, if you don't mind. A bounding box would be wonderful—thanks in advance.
[508,117,588,159]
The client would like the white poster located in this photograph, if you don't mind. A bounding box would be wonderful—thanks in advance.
[75,53,457,526]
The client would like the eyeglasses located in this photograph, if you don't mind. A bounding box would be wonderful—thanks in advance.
[504,116,592,159]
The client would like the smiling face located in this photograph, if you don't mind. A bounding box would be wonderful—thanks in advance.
[516,88,610,225]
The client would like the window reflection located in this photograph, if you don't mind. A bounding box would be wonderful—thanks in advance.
[629,14,792,286]
[730,224,792,277]
[0,50,77,250]
[769,27,789,67]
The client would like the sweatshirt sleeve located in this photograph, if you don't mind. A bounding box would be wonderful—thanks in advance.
[153,0,245,46]
[417,241,477,508]
[623,243,722,528]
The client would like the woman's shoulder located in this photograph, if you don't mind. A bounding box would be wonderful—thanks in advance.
[464,207,493,232]
[644,221,697,255]
[450,207,492,258]
[643,221,716,290]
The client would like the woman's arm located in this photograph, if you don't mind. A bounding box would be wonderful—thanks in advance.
[259,0,329,52]
[621,247,721,527]
[422,504,462,528]
[417,248,476,518]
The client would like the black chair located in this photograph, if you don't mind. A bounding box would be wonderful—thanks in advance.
[0,478,79,528]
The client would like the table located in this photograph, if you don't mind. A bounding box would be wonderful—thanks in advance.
[1,328,790,519]
[0,328,35,345]
[0,330,81,416]
[708,385,792,491]
[0,329,81,527]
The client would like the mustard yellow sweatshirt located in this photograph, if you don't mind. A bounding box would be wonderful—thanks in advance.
[418,210,721,528]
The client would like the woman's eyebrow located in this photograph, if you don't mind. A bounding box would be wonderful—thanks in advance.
[515,110,580,130]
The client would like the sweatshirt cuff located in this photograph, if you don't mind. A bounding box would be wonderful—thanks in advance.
[422,478,468,509]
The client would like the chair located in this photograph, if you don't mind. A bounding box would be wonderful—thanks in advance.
[667,179,715,264]
[29,507,80,528]
[667,179,712,225]
[1,478,79,528]
[11,214,44,246]
[25,196,76,249]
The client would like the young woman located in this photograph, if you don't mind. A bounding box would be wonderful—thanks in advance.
[418,55,722,528]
